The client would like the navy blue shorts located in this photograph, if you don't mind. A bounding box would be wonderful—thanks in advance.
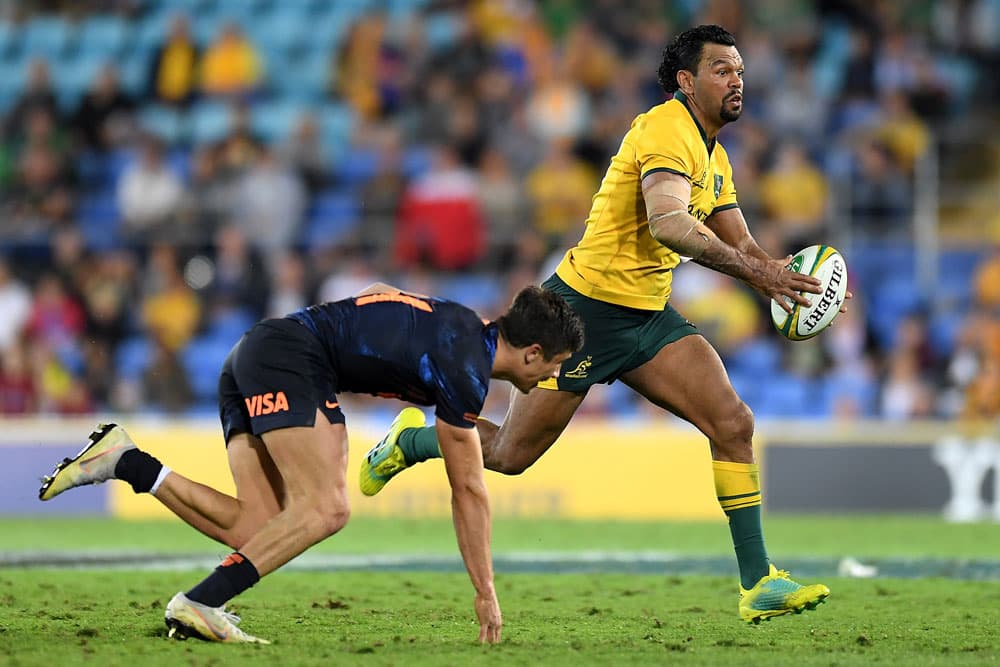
[218,318,345,443]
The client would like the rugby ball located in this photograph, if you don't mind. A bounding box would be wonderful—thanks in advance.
[770,245,848,341]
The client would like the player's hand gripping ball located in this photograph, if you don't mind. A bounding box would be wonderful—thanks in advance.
[770,245,848,341]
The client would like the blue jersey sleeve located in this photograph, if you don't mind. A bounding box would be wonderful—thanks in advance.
[425,350,490,429]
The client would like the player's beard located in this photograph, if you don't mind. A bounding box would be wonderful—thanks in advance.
[720,93,742,122]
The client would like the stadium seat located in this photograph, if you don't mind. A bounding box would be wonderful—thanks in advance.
[205,307,256,341]
[115,336,152,381]
[138,105,185,145]
[77,193,123,249]
[181,335,234,401]
[725,336,782,377]
[250,101,304,144]
[301,190,360,248]
[754,374,813,419]
[22,17,73,59]
[318,103,355,157]
[78,16,129,59]
[189,101,232,145]
[435,275,504,314]
[335,147,380,186]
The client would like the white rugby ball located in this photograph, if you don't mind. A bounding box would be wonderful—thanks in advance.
[770,244,848,341]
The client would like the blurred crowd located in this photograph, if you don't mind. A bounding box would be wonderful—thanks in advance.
[0,0,997,423]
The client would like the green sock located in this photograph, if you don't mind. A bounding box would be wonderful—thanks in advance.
[713,461,770,589]
[726,504,770,590]
[397,426,442,465]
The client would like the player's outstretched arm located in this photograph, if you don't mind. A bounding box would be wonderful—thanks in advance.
[437,420,502,644]
[707,206,853,314]
[642,171,820,313]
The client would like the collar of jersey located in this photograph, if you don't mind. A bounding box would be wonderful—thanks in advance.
[671,91,716,156]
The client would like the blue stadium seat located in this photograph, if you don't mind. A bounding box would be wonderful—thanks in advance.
[181,336,233,401]
[754,374,813,419]
[402,146,433,179]
[189,101,232,145]
[138,105,185,144]
[301,190,360,248]
[318,103,355,156]
[115,336,152,381]
[335,147,379,186]
[250,101,303,143]
[78,16,129,59]
[271,52,330,103]
[435,274,504,315]
[205,307,256,341]
[725,336,782,377]
[22,17,73,59]
[77,193,122,249]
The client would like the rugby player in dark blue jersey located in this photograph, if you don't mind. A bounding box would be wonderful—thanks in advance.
[38,284,583,645]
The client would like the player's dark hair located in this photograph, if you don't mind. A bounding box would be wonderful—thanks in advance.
[496,286,584,359]
[658,24,737,94]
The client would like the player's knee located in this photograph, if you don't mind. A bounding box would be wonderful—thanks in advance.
[314,503,350,539]
[731,401,755,443]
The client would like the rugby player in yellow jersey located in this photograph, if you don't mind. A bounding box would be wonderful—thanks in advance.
[362,25,840,623]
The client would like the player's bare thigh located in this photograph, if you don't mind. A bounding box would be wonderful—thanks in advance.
[484,385,587,474]
[259,408,350,510]
[619,334,754,463]
[227,432,285,521]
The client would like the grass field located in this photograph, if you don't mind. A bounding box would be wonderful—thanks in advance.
[3,515,1000,666]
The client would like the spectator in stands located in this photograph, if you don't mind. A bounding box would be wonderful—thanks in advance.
[116,135,184,242]
[199,22,262,99]
[72,64,136,153]
[3,58,59,141]
[210,223,269,320]
[177,145,233,244]
[524,138,595,252]
[357,126,406,270]
[2,107,74,241]
[477,147,528,269]
[758,141,829,253]
[0,342,36,414]
[962,357,1000,420]
[140,243,201,353]
[147,13,200,108]
[973,245,1000,311]
[265,250,308,319]
[278,113,328,195]
[79,248,136,348]
[881,349,935,420]
[232,145,306,256]
[873,92,930,173]
[525,56,590,142]
[25,273,86,354]
[394,144,485,271]
[849,142,912,238]
[0,257,31,352]
[142,334,194,414]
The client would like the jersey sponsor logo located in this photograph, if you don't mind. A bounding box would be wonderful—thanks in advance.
[245,391,290,417]
[356,293,433,312]
[714,174,723,198]
[564,355,593,379]
[220,553,245,567]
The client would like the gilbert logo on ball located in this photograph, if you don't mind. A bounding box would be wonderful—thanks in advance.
[770,245,848,341]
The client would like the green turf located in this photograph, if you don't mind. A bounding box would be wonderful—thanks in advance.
[2,569,998,666]
[2,515,1000,558]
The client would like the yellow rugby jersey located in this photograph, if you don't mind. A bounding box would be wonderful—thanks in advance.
[555,91,739,310]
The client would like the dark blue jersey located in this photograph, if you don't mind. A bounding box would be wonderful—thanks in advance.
[287,293,498,428]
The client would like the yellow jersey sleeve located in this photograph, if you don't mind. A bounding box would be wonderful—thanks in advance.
[633,110,701,182]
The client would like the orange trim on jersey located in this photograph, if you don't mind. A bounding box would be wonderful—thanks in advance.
[463,412,480,423]
[324,400,339,409]
[356,293,433,312]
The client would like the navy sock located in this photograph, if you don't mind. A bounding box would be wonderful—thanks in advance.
[113,449,163,494]
[186,552,260,608]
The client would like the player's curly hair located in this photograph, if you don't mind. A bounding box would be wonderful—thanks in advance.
[496,286,584,360]
[658,24,737,94]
